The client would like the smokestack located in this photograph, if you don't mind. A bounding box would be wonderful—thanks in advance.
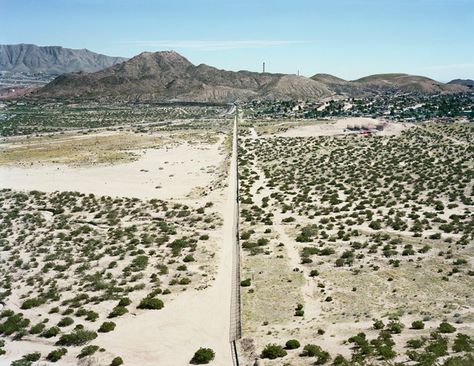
[263,62,265,73]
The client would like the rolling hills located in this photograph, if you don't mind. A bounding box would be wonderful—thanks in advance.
[34,50,470,102]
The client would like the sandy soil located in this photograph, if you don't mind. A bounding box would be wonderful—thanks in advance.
[0,142,221,200]
[0,126,236,365]
[94,121,237,366]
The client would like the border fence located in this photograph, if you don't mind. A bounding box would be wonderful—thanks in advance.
[230,111,242,366]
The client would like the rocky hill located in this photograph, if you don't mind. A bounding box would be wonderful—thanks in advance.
[448,79,474,89]
[36,51,331,102]
[0,44,127,74]
[311,73,467,96]
[33,51,469,102]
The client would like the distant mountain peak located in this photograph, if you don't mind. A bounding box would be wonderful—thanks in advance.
[0,44,127,74]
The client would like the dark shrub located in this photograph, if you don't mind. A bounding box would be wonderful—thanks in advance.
[137,297,164,310]
[29,322,46,334]
[261,344,287,359]
[78,345,100,358]
[108,306,128,318]
[46,348,67,362]
[373,319,384,330]
[56,329,98,346]
[411,320,425,329]
[118,297,131,307]
[190,347,215,364]
[438,322,456,333]
[240,279,251,287]
[452,333,473,352]
[21,297,45,310]
[111,357,124,366]
[98,321,116,333]
[300,344,322,357]
[41,326,60,338]
[285,339,300,349]
[57,317,74,327]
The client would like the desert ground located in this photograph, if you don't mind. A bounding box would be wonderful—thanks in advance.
[236,118,474,365]
[0,106,473,366]
[0,111,237,365]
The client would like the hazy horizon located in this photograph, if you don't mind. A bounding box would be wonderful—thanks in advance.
[1,0,473,81]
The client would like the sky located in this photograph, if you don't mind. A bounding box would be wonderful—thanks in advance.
[1,0,473,81]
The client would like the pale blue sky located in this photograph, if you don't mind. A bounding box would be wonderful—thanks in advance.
[1,0,473,81]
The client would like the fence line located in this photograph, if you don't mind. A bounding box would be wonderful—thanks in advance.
[230,110,242,365]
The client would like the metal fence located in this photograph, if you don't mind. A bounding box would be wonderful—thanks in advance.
[230,111,242,365]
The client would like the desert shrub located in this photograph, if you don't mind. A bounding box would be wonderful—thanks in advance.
[309,269,319,277]
[108,306,128,318]
[85,310,99,322]
[20,297,45,310]
[183,254,195,262]
[23,352,41,362]
[168,239,189,256]
[0,312,30,336]
[426,333,449,357]
[442,354,474,366]
[300,344,322,357]
[29,322,46,334]
[46,348,67,362]
[369,220,382,230]
[57,317,74,327]
[406,338,425,349]
[118,297,131,307]
[48,306,59,314]
[438,322,456,333]
[111,357,124,366]
[56,329,97,346]
[10,352,41,366]
[137,297,164,310]
[411,320,425,329]
[386,321,403,334]
[373,319,384,330]
[98,321,116,333]
[332,354,350,365]
[190,347,215,364]
[129,255,149,271]
[240,279,251,287]
[179,277,191,285]
[261,344,287,359]
[452,333,473,352]
[78,345,100,358]
[295,309,304,316]
[285,339,300,349]
[315,351,330,364]
[41,326,60,338]
[10,360,32,366]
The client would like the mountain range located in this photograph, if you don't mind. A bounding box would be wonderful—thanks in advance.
[15,48,471,103]
[0,44,127,74]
